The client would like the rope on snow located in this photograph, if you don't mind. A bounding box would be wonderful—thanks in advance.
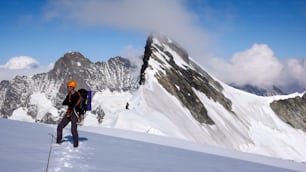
[46,133,55,172]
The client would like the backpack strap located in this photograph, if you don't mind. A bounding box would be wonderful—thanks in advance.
[73,91,81,119]
[76,91,81,106]
[73,107,80,120]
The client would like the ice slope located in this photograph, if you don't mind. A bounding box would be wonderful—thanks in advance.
[0,118,305,172]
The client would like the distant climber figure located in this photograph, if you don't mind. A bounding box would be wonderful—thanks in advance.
[125,102,129,110]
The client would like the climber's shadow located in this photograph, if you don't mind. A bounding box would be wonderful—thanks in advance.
[63,135,88,144]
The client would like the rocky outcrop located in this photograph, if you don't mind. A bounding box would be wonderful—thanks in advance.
[270,93,306,132]
[139,36,153,85]
[0,76,33,117]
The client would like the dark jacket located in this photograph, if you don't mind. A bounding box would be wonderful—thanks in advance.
[62,91,81,111]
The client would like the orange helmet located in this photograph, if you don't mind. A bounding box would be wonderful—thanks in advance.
[67,80,77,88]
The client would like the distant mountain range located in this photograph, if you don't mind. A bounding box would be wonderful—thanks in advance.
[230,84,286,96]
[0,33,306,162]
[0,52,139,123]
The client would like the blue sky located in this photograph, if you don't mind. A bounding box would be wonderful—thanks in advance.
[0,0,306,92]
[190,0,306,58]
[0,1,147,65]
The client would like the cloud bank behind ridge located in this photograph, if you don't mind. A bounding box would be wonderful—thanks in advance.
[1,0,305,93]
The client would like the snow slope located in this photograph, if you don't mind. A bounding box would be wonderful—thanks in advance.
[1,119,305,172]
[109,36,306,163]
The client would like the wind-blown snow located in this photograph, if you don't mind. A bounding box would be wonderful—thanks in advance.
[10,92,60,122]
[30,92,59,120]
[10,107,35,122]
[0,119,305,172]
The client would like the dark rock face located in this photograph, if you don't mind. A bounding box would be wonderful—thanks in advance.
[141,33,234,125]
[0,52,139,123]
[92,105,105,123]
[270,93,306,132]
[1,76,33,117]
[139,36,153,85]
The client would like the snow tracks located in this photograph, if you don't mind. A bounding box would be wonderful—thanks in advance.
[48,132,92,172]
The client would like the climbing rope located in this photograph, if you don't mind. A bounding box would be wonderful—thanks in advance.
[46,133,55,172]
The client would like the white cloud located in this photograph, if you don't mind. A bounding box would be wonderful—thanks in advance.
[279,58,306,92]
[208,44,306,93]
[43,0,306,93]
[120,45,143,77]
[208,44,283,87]
[44,0,212,60]
[120,45,143,59]
[1,56,39,70]
[0,56,52,81]
[230,44,282,87]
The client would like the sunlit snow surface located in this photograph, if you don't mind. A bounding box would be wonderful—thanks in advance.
[1,119,305,172]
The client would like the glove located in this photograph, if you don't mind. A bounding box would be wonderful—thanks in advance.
[65,109,72,117]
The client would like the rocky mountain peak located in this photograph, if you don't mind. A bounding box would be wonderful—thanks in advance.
[48,51,92,80]
[151,32,189,63]
[108,56,132,68]
[54,52,91,70]
[140,33,233,125]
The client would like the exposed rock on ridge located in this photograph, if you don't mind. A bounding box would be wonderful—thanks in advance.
[270,93,306,132]
[140,33,234,125]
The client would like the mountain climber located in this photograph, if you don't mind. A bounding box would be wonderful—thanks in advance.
[56,80,80,147]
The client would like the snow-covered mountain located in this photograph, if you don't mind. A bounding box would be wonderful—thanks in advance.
[1,33,306,163]
[124,34,306,162]
[0,52,139,123]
